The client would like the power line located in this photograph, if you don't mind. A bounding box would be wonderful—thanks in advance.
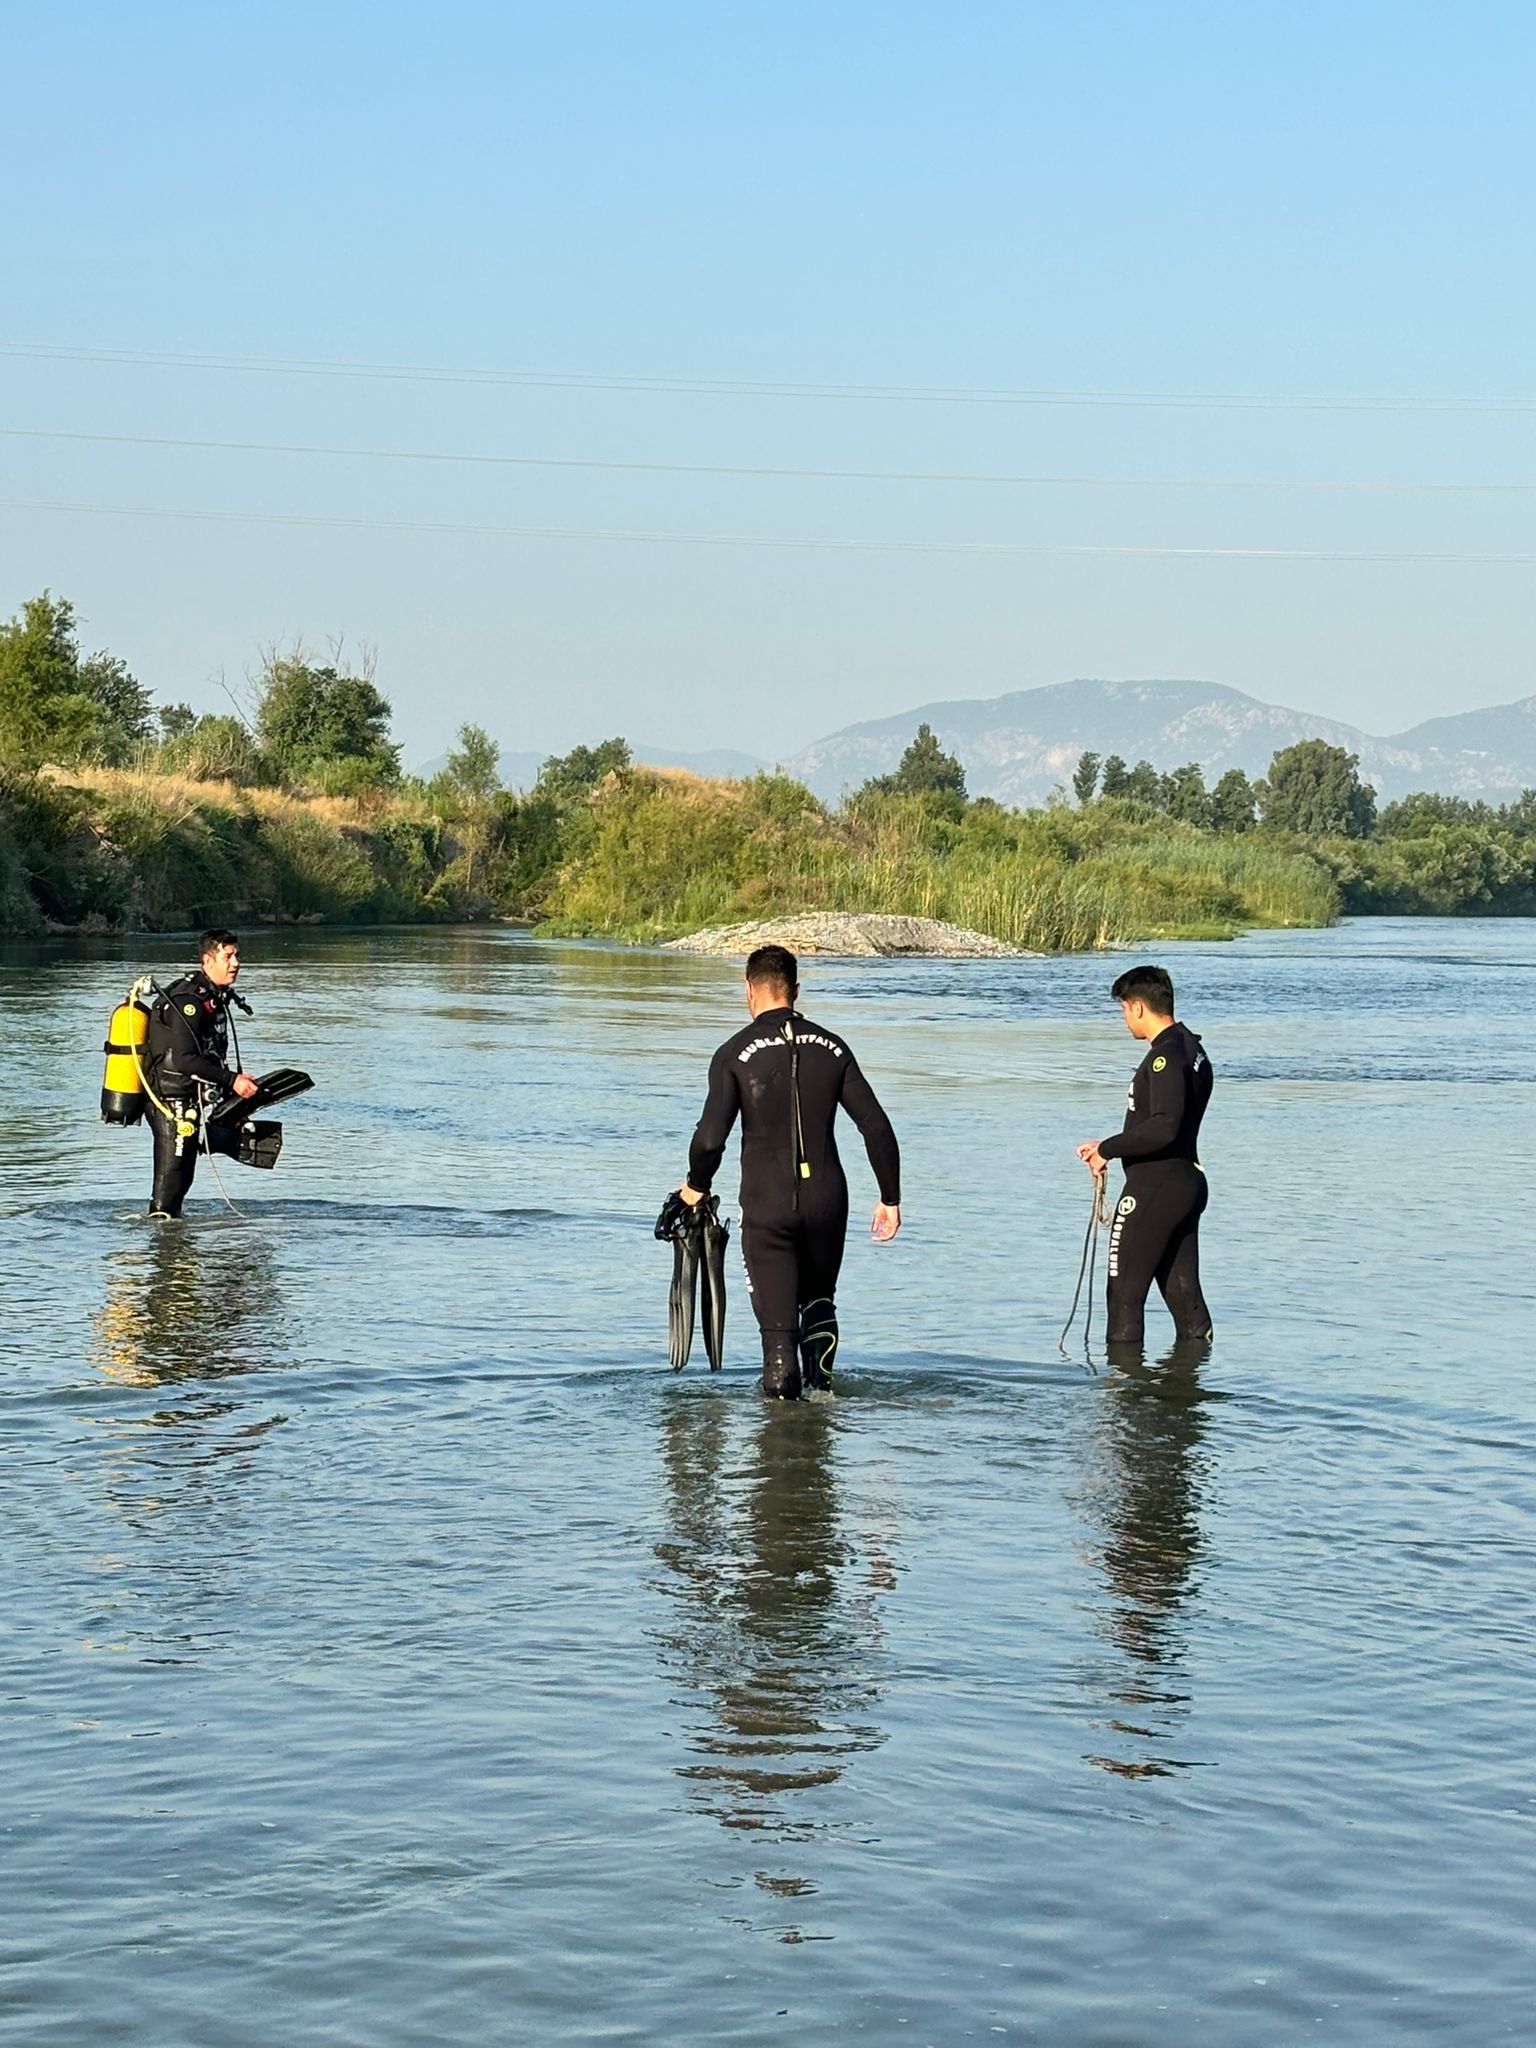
[4,340,1536,414]
[3,495,1533,563]
[3,422,1529,495]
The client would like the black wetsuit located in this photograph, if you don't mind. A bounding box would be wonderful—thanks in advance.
[1099,1022,1213,1348]
[142,971,241,1217]
[687,1007,900,1395]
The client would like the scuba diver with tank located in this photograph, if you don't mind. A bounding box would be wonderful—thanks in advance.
[100,927,313,1218]
[663,944,902,1399]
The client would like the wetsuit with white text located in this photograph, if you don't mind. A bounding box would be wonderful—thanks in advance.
[687,1007,900,1392]
[1099,1022,1213,1347]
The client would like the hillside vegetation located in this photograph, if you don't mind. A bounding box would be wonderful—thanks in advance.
[3,589,1533,946]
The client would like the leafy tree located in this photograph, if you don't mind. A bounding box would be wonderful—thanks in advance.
[1210,766,1257,833]
[157,702,198,743]
[1123,759,1163,806]
[1378,790,1491,836]
[256,649,401,787]
[442,723,504,895]
[885,722,967,801]
[1259,739,1377,839]
[445,723,502,803]
[1072,750,1100,805]
[78,651,154,764]
[1162,761,1212,828]
[535,736,632,808]
[1099,754,1131,799]
[0,592,152,769]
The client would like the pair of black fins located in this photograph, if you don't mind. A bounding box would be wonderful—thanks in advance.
[203,1068,314,1170]
[654,1190,729,1370]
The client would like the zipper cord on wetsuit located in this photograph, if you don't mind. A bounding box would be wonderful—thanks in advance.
[1059,1169,1113,1360]
[785,1016,810,1212]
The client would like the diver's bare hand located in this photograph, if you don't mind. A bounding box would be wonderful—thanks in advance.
[678,1182,706,1207]
[233,1073,259,1099]
[1077,1142,1106,1174]
[871,1203,901,1242]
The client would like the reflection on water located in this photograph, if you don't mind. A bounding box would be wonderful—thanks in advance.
[654,1395,891,1939]
[2,922,1532,2042]
[1081,1342,1215,1778]
[90,1220,290,1388]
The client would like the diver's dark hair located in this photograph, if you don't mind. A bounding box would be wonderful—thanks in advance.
[199,927,241,957]
[746,944,798,997]
[1111,963,1175,1013]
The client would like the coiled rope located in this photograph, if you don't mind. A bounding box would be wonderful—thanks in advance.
[1059,1170,1113,1359]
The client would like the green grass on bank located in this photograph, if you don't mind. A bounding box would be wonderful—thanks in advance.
[21,757,1523,951]
[540,773,1340,948]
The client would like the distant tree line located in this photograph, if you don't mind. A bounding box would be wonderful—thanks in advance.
[1070,740,1386,837]
[3,588,1533,927]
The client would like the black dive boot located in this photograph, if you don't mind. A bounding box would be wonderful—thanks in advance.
[761,1331,802,1400]
[799,1297,838,1392]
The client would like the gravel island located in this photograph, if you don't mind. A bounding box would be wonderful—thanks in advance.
[662,912,1031,958]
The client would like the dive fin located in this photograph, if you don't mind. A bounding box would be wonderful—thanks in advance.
[657,1190,702,1370]
[204,1068,314,1131]
[699,1198,729,1371]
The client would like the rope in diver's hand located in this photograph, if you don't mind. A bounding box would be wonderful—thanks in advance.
[1058,1169,1112,1359]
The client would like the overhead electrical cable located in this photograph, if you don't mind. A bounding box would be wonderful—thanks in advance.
[2,423,1529,495]
[2,496,1533,563]
[4,341,1536,414]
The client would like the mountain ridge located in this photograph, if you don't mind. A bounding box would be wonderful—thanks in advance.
[781,679,1536,806]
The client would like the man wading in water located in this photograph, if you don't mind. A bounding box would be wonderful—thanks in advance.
[142,929,259,1218]
[679,945,902,1398]
[1078,963,1214,1351]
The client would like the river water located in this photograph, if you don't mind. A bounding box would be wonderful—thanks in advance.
[1,920,1530,2045]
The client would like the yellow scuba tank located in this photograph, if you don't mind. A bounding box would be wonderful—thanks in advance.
[101,995,151,1125]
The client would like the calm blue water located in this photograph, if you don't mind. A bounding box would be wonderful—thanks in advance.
[1,919,1531,2044]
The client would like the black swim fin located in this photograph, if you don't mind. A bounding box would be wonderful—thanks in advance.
[656,1191,702,1370]
[699,1197,729,1371]
[205,1068,314,1131]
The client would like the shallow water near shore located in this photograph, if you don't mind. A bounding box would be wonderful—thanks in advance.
[1,919,1531,2045]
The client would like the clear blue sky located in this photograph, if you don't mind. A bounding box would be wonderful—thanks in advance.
[3,1,1533,764]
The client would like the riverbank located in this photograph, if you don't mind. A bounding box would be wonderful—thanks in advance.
[1,760,1343,948]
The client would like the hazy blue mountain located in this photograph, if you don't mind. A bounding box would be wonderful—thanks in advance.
[782,679,1536,806]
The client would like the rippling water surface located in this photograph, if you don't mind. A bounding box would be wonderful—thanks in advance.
[2,920,1531,2045]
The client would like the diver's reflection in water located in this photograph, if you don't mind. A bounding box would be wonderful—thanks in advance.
[84,1225,293,1651]
[91,1221,286,1391]
[1082,1338,1215,1778]
[655,1396,892,1940]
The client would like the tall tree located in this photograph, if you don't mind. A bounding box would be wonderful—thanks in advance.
[885,722,968,801]
[256,648,400,786]
[1099,754,1131,799]
[535,736,631,807]
[1162,761,1212,828]
[0,592,151,768]
[1124,759,1163,805]
[445,723,502,803]
[1259,740,1377,838]
[1210,766,1257,833]
[1072,750,1101,805]
[445,723,504,893]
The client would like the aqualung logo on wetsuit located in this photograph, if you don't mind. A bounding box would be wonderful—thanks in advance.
[736,1031,844,1064]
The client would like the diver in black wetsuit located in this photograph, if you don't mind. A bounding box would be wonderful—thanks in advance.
[141,928,258,1218]
[1077,964,1213,1350]
[680,945,902,1399]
